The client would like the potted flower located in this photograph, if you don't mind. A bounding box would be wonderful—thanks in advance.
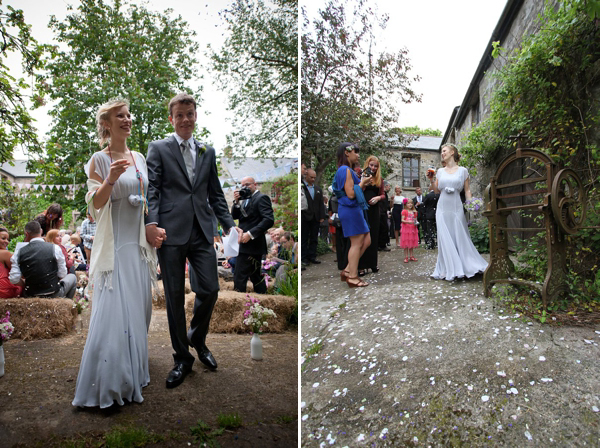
[72,294,90,334]
[0,311,15,377]
[243,295,277,360]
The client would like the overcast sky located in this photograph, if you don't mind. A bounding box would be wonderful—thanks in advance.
[302,0,508,134]
[6,0,509,160]
[5,0,233,158]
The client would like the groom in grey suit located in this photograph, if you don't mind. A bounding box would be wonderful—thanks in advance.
[146,93,238,389]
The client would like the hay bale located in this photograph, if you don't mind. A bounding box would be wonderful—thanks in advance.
[152,279,193,309]
[0,298,77,340]
[184,290,296,334]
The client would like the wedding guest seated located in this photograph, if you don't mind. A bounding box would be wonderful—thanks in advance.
[46,229,75,274]
[0,227,23,298]
[61,229,74,247]
[68,234,87,271]
[9,221,77,298]
[34,203,64,237]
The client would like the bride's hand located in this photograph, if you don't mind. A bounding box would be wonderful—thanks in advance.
[107,159,129,184]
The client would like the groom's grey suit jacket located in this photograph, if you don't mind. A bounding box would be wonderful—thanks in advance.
[145,135,235,244]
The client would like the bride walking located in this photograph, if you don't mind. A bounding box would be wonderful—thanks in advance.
[73,99,158,408]
[429,143,488,281]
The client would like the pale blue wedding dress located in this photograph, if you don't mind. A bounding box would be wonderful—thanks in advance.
[73,152,153,408]
[431,166,488,281]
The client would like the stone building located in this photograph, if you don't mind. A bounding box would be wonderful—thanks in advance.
[0,160,36,186]
[384,135,442,195]
[440,0,554,194]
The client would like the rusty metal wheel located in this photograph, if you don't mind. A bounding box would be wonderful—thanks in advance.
[551,168,586,235]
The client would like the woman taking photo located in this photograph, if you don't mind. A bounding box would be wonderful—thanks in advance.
[72,98,156,408]
[358,155,385,275]
[429,143,488,281]
[331,143,371,288]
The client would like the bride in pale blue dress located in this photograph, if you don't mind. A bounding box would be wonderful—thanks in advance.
[73,99,157,408]
[428,144,488,281]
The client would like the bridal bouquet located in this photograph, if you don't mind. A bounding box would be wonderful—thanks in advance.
[0,311,14,346]
[465,197,484,213]
[243,295,277,334]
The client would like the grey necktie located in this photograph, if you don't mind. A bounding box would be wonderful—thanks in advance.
[181,141,194,182]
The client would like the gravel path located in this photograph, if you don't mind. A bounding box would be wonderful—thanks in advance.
[301,246,600,446]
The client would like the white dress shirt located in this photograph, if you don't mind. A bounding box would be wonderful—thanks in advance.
[9,237,68,284]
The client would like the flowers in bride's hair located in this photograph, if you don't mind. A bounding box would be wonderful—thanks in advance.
[465,197,484,212]
[0,311,14,345]
[243,295,277,334]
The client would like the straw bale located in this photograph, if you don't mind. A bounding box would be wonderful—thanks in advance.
[152,279,192,309]
[184,290,296,334]
[0,298,77,341]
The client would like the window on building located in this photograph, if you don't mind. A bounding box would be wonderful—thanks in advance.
[402,156,420,188]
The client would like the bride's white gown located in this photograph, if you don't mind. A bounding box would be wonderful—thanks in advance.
[432,166,488,281]
[73,152,152,408]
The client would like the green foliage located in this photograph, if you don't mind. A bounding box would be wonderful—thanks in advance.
[211,0,297,157]
[6,233,23,252]
[104,424,163,448]
[0,1,47,162]
[216,412,243,429]
[301,0,421,180]
[461,0,600,303]
[316,237,331,256]
[392,125,442,137]
[190,420,224,448]
[277,265,298,300]
[31,0,203,186]
[462,0,600,179]
[271,172,298,233]
[467,218,489,253]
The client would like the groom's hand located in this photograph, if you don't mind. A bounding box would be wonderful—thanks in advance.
[146,224,167,248]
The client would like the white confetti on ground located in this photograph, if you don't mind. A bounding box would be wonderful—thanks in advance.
[592,406,599,413]
[539,356,546,361]
[482,395,490,402]
[313,382,319,388]
[525,430,533,441]
[540,378,553,383]
[357,434,365,442]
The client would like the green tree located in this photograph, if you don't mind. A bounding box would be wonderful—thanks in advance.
[0,1,46,163]
[263,172,298,233]
[211,0,297,157]
[392,126,442,137]
[29,0,202,194]
[301,0,421,181]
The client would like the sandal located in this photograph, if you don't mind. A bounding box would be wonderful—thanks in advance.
[409,257,418,262]
[371,267,379,273]
[340,270,350,281]
[358,269,367,277]
[404,257,409,263]
[346,276,369,288]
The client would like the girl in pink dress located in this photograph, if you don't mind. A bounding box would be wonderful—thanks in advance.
[400,199,419,263]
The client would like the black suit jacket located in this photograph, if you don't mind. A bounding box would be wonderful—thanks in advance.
[145,136,235,245]
[301,182,325,222]
[231,191,275,255]
[412,194,426,220]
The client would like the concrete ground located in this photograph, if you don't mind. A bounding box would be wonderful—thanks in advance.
[301,245,600,446]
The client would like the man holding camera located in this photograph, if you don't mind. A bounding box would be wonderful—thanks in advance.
[301,168,326,267]
[232,177,275,294]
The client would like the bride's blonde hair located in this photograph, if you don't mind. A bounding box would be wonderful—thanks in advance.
[96,98,130,148]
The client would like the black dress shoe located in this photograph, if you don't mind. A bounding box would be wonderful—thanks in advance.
[166,363,192,389]
[198,350,218,370]
[309,259,321,264]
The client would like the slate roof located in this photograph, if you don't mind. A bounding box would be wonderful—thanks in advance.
[0,160,36,179]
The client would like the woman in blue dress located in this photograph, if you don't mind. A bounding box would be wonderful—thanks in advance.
[332,143,372,287]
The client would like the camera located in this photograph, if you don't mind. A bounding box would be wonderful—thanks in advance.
[362,167,373,178]
[238,187,252,200]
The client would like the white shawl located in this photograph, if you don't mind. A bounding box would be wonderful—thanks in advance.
[85,178,157,292]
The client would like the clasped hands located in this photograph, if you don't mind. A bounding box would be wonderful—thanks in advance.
[145,224,246,249]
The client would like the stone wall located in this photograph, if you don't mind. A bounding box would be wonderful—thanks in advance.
[382,148,440,195]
